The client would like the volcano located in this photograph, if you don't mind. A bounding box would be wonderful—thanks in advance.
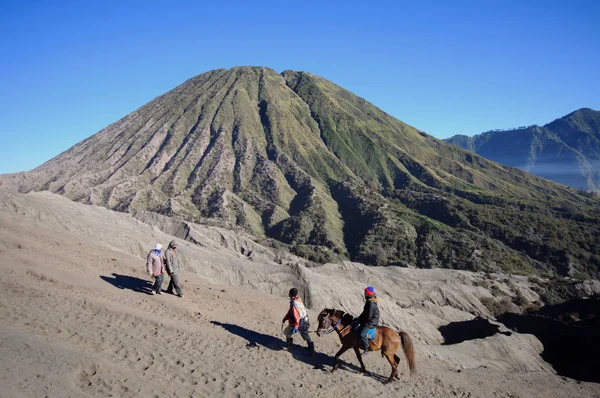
[1,66,598,277]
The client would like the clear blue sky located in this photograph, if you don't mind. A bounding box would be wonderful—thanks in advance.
[1,0,599,173]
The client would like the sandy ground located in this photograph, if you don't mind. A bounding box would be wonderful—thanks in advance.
[1,191,599,397]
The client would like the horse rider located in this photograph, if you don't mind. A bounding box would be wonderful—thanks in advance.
[282,288,315,356]
[355,286,380,355]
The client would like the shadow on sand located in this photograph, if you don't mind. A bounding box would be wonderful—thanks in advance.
[439,317,511,345]
[100,273,153,294]
[210,321,387,382]
[498,298,600,383]
[438,298,600,383]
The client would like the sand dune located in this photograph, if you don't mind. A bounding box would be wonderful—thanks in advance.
[0,190,598,397]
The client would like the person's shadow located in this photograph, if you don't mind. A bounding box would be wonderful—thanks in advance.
[210,321,387,382]
[100,273,153,294]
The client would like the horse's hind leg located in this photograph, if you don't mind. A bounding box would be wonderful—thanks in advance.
[353,346,366,374]
[332,344,350,374]
[393,354,401,379]
[383,352,398,383]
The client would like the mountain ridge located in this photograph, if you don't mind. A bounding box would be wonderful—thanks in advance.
[445,108,600,190]
[1,66,599,278]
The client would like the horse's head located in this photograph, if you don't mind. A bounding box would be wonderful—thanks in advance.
[316,308,336,337]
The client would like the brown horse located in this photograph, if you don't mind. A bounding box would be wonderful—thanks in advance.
[316,308,416,383]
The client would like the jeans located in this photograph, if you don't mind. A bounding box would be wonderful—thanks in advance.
[358,325,370,351]
[167,273,182,296]
[153,274,164,293]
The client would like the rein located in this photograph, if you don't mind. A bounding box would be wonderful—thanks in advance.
[338,323,353,335]
[319,312,346,335]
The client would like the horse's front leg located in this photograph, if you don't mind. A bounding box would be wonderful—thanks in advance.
[331,344,351,374]
[353,346,367,374]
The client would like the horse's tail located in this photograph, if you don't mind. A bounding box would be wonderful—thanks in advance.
[399,331,416,376]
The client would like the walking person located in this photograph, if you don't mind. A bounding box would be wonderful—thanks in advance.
[165,240,183,297]
[146,243,165,295]
[282,288,315,355]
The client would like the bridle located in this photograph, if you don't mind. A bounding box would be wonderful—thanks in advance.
[317,311,346,335]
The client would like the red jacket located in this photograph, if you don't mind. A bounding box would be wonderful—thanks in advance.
[283,296,303,329]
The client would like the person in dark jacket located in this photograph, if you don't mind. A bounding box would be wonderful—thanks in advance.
[165,240,183,297]
[355,286,380,355]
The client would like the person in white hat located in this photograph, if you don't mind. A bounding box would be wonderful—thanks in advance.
[146,243,165,295]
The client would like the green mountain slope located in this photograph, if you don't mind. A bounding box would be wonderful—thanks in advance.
[1,67,599,278]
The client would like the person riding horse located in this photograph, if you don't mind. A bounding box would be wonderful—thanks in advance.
[354,286,380,355]
[315,286,416,383]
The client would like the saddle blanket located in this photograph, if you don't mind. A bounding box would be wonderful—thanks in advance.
[366,327,376,340]
[353,325,376,340]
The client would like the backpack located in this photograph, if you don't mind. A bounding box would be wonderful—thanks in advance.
[293,300,311,332]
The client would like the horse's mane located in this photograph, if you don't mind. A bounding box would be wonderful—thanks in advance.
[333,309,354,324]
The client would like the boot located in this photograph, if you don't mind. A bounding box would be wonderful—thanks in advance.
[307,341,315,356]
[285,338,293,350]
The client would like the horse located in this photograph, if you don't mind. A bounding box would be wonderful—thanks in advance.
[316,308,416,383]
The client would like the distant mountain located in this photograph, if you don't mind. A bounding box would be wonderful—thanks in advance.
[445,109,600,190]
[1,67,599,278]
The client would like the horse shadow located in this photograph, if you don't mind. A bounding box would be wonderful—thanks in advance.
[100,273,153,294]
[210,321,387,382]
